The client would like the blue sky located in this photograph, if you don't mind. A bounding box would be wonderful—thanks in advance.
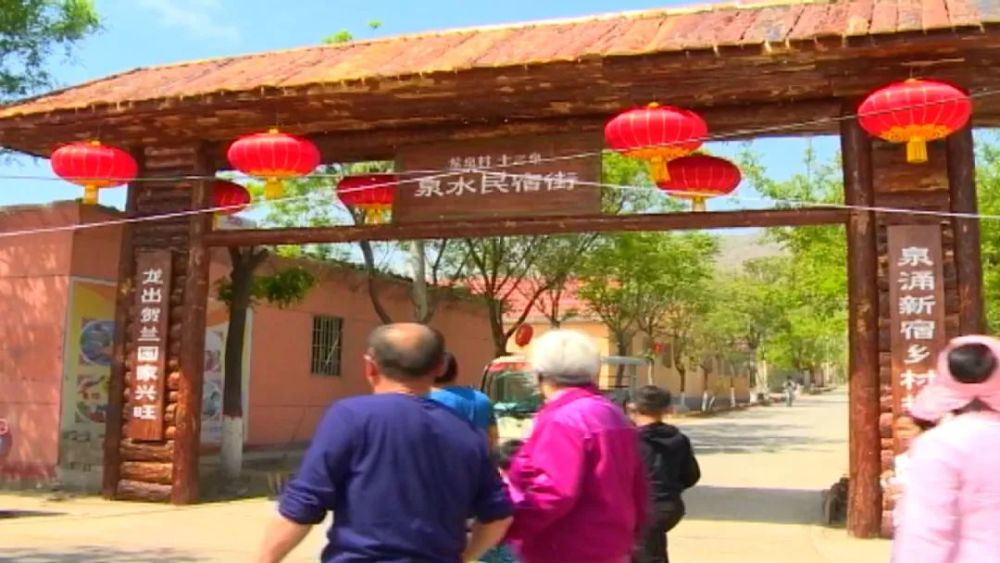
[0,0,835,213]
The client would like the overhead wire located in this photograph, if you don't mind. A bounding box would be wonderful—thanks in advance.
[0,86,998,240]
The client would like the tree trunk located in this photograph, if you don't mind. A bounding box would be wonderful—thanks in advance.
[221,248,257,481]
[359,240,393,324]
[487,300,508,357]
[410,240,430,323]
[677,363,687,412]
[614,336,631,387]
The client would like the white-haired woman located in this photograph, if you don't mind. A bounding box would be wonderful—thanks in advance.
[504,329,649,563]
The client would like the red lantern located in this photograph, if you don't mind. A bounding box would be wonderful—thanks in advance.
[514,324,534,347]
[656,154,741,212]
[50,141,138,205]
[336,174,397,224]
[227,128,320,200]
[605,103,708,182]
[213,180,251,216]
[858,79,972,164]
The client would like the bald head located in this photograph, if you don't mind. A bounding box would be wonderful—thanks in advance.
[368,323,445,381]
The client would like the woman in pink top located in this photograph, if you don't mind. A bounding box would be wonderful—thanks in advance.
[505,329,649,563]
[894,335,1000,563]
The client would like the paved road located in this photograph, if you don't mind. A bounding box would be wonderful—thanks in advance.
[0,390,889,562]
[669,390,890,562]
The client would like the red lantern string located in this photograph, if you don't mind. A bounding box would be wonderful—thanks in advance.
[227,129,320,200]
[657,154,742,212]
[50,141,138,205]
[858,79,972,164]
[336,174,397,224]
[605,103,708,182]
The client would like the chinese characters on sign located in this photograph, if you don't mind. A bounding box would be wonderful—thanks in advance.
[126,251,172,441]
[394,133,602,223]
[887,225,947,448]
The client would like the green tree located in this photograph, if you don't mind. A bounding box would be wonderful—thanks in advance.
[976,136,1000,329]
[577,231,717,387]
[215,247,314,481]
[459,152,658,355]
[0,0,99,100]
[737,144,847,384]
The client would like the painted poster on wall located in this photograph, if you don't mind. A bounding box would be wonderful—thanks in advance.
[59,283,253,491]
[201,299,252,446]
[59,279,116,489]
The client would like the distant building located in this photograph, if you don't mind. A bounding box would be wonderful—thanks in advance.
[0,202,494,490]
[503,279,752,411]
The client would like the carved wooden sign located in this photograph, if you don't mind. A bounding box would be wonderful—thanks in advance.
[887,225,947,434]
[393,133,602,223]
[126,251,172,441]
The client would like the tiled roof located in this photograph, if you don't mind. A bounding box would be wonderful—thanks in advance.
[2,0,998,119]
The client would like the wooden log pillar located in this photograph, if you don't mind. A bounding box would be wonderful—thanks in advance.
[171,146,213,504]
[947,125,986,334]
[102,145,214,503]
[841,114,882,538]
[103,148,144,498]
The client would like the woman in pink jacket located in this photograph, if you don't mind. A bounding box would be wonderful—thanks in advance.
[505,329,649,563]
[894,335,1000,563]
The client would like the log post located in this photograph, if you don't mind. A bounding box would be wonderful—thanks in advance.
[170,145,214,504]
[841,114,882,538]
[103,148,144,499]
[947,125,986,334]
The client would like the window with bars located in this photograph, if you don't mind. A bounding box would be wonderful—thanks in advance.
[310,316,343,376]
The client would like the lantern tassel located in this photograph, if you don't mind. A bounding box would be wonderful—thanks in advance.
[264,178,284,200]
[648,157,670,182]
[906,138,929,164]
[691,197,707,212]
[83,185,99,205]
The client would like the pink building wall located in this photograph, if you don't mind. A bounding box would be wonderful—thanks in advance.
[1,202,496,480]
[0,203,123,479]
[245,264,495,447]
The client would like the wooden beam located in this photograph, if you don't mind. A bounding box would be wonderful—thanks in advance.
[841,113,882,538]
[947,125,986,334]
[103,147,143,499]
[171,144,213,505]
[203,207,848,247]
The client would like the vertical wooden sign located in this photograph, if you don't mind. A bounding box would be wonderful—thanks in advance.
[887,225,947,440]
[126,251,172,441]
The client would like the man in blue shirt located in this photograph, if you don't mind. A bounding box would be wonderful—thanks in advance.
[428,352,499,447]
[257,323,513,563]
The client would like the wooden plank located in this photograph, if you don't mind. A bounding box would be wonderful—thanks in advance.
[203,207,848,248]
[946,0,981,26]
[103,149,143,499]
[886,225,948,436]
[121,461,174,485]
[125,250,172,442]
[121,439,174,462]
[171,145,213,505]
[947,125,987,333]
[117,479,171,502]
[393,133,602,223]
[841,113,882,539]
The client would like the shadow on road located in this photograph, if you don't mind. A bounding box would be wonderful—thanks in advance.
[684,422,841,455]
[0,546,205,562]
[685,486,822,525]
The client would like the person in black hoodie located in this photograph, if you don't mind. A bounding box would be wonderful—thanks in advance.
[628,385,701,563]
